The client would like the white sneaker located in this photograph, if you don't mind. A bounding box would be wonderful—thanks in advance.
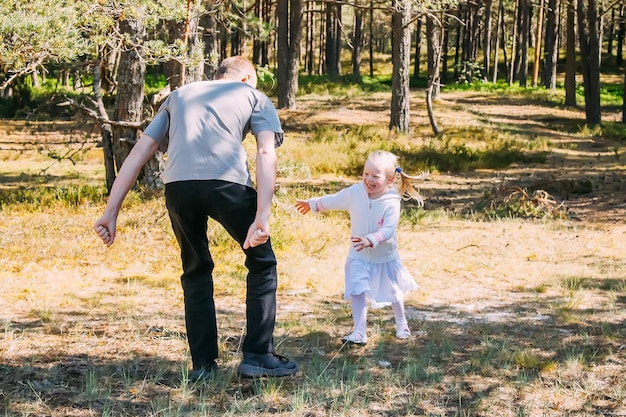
[396,328,411,339]
[342,331,367,346]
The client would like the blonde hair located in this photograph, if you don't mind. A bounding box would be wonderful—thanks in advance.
[366,150,429,206]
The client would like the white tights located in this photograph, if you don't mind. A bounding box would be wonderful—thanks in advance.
[350,293,408,334]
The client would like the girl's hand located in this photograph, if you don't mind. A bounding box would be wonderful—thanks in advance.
[295,199,311,215]
[351,236,372,252]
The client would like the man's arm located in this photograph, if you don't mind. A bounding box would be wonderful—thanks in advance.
[94,134,160,246]
[243,130,277,249]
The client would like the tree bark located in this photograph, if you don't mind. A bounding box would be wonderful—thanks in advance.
[163,1,203,90]
[483,0,494,81]
[508,0,518,84]
[369,0,374,77]
[453,6,462,80]
[93,58,115,192]
[622,56,626,122]
[325,2,341,79]
[617,5,624,66]
[112,17,146,171]
[112,16,163,189]
[389,0,411,133]
[515,0,530,86]
[426,13,441,99]
[532,0,545,87]
[413,15,423,80]
[441,14,450,84]
[542,0,559,91]
[352,2,363,80]
[426,13,442,136]
[305,0,314,75]
[277,0,303,109]
[577,0,602,126]
[492,0,504,82]
[201,9,218,80]
[565,0,577,106]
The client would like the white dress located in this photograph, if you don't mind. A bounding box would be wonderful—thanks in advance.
[309,183,420,307]
[345,256,418,307]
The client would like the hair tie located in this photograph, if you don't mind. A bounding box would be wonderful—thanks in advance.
[395,167,402,173]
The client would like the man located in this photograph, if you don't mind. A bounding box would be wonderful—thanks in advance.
[94,56,298,380]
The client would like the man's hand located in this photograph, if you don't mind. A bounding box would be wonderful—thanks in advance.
[243,224,270,249]
[94,214,117,247]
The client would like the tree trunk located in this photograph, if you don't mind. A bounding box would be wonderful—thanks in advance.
[277,0,289,104]
[389,0,411,133]
[230,2,246,56]
[542,0,559,91]
[607,5,614,56]
[508,0,518,84]
[252,0,270,67]
[426,84,440,137]
[532,0,545,87]
[201,9,218,80]
[565,0,577,106]
[305,0,314,75]
[352,2,363,79]
[318,5,325,75]
[426,13,441,99]
[462,3,474,62]
[369,0,374,77]
[413,15,423,80]
[93,58,115,192]
[483,0,493,80]
[112,17,161,188]
[622,57,626,122]
[277,0,303,109]
[492,0,504,82]
[598,1,604,66]
[441,14,450,84]
[325,2,341,79]
[617,5,624,66]
[163,2,203,90]
[577,0,602,126]
[515,0,530,86]
[453,7,462,80]
[426,13,442,136]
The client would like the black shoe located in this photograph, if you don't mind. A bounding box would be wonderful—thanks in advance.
[237,352,298,378]
[189,361,217,382]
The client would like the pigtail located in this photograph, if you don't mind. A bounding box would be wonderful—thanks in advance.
[395,167,429,206]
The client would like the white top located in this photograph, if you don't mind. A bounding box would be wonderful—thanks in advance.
[309,182,402,264]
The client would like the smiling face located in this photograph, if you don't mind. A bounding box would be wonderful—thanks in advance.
[362,158,394,199]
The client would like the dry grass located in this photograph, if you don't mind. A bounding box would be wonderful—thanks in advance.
[1,89,625,416]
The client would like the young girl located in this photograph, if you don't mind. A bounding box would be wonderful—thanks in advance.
[295,150,428,345]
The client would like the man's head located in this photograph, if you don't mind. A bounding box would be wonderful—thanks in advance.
[216,56,258,88]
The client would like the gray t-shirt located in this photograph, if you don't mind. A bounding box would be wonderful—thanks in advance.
[144,79,284,186]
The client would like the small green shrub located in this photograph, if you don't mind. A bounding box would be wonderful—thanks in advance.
[0,185,108,211]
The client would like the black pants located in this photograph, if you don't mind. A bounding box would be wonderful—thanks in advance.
[165,180,277,370]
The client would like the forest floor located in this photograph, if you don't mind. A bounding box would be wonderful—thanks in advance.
[0,89,625,416]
